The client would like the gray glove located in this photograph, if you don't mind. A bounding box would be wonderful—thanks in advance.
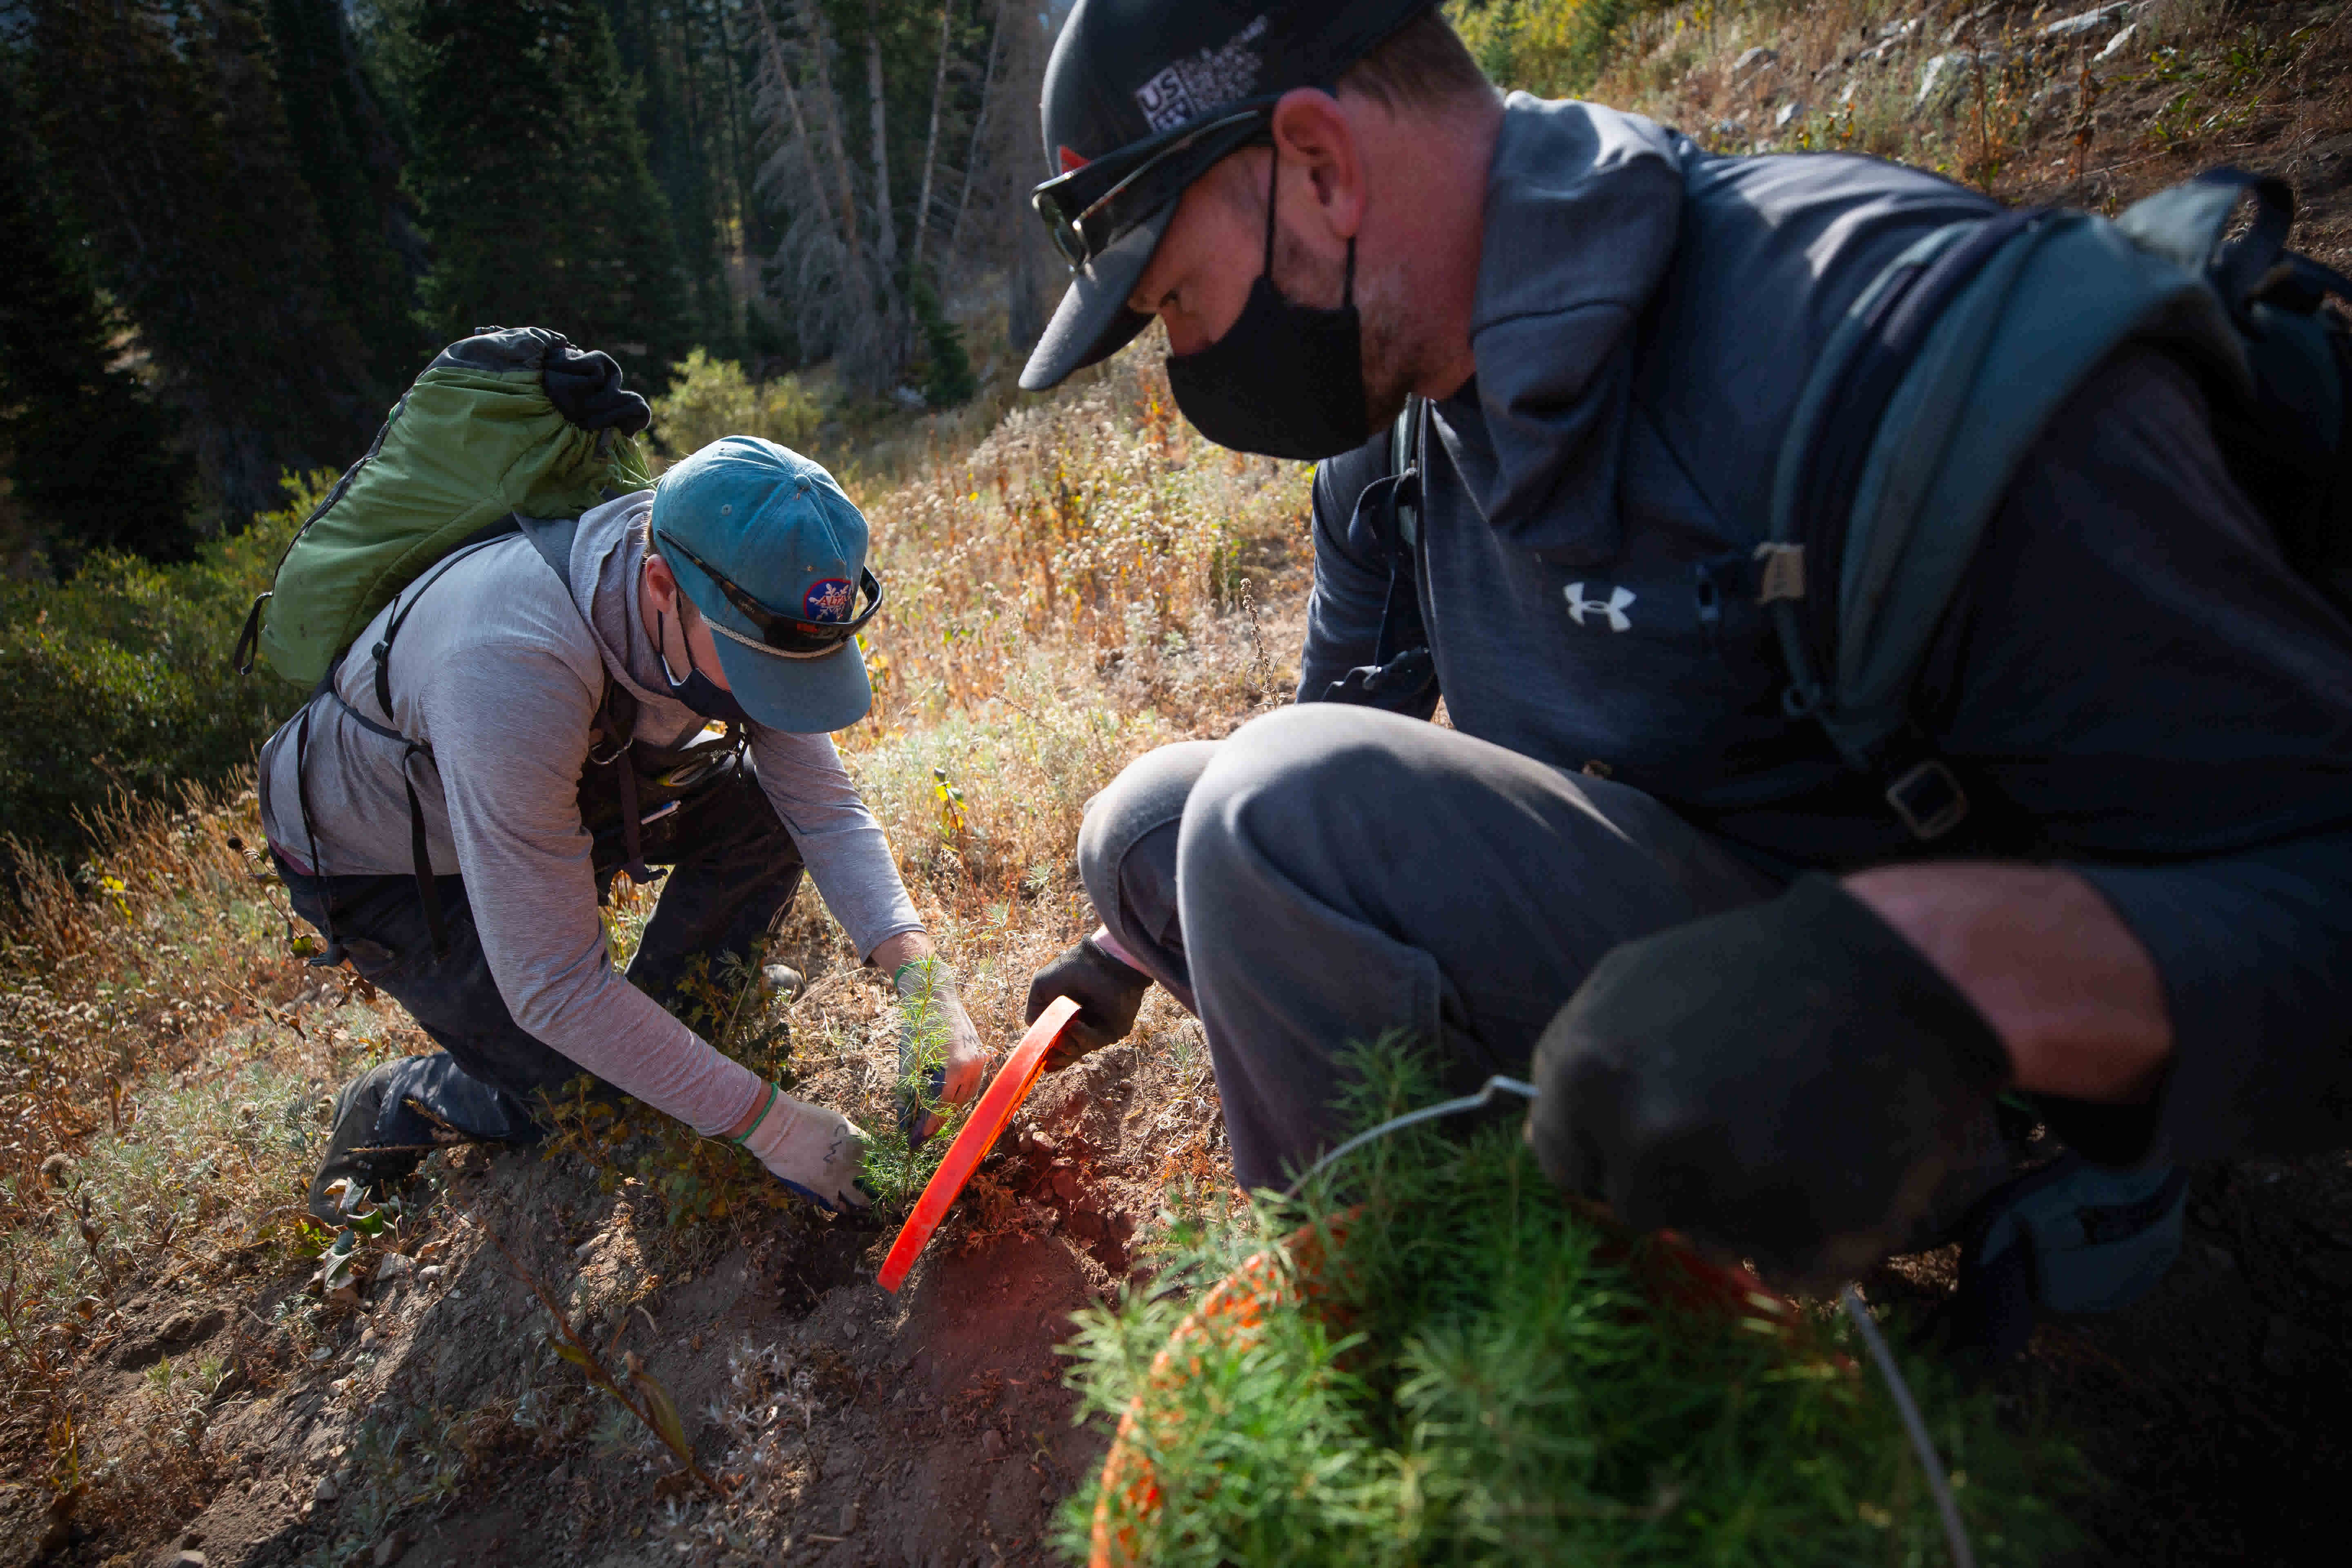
[1526,875,2011,1283]
[735,1084,871,1213]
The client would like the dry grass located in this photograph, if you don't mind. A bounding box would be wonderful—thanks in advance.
[2,783,314,1229]
[0,783,444,1550]
[1583,0,2352,244]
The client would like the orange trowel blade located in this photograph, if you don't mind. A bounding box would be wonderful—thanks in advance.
[878,996,1079,1293]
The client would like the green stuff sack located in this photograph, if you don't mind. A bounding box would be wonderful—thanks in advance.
[234,327,653,687]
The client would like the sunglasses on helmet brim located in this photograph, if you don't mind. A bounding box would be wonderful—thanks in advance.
[654,529,884,657]
[1030,103,1277,271]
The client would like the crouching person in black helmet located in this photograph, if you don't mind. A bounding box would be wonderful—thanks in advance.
[260,437,986,1224]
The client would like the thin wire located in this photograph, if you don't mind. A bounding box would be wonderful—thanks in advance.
[1842,1287,1977,1568]
[1283,1077,1978,1567]
[1283,1075,1537,1198]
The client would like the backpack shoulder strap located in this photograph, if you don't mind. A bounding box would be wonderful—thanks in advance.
[517,509,656,886]
[1766,196,2248,838]
[294,519,519,959]
[2132,171,2352,618]
[1318,396,1438,706]
[513,510,638,742]
[514,509,582,590]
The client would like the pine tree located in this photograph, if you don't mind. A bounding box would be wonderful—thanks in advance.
[263,0,431,392]
[0,56,197,568]
[405,0,695,387]
[604,0,736,357]
[751,0,1016,394]
[24,0,392,526]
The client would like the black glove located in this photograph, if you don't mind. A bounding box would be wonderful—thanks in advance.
[1526,875,2010,1284]
[1026,937,1151,1072]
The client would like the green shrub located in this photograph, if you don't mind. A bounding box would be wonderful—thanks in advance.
[648,348,823,462]
[0,475,317,864]
[1059,1043,2083,1566]
[1449,0,1663,97]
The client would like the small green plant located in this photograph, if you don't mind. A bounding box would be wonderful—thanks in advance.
[333,1412,470,1547]
[858,959,972,1210]
[141,1351,228,1449]
[541,1076,788,1230]
[1058,1041,2084,1566]
[660,944,791,1078]
[536,939,805,1229]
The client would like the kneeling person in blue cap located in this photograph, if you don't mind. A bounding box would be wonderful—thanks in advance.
[261,437,984,1222]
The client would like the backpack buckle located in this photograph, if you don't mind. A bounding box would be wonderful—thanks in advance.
[1885,757,1970,840]
[1752,542,1806,603]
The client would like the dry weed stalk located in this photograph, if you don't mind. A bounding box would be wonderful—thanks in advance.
[483,1218,730,1500]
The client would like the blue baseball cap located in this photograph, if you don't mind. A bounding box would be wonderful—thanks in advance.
[648,437,878,733]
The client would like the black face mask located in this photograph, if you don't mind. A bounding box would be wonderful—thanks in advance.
[657,607,755,728]
[1164,154,1370,461]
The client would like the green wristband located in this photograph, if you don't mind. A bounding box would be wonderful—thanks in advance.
[728,1081,780,1145]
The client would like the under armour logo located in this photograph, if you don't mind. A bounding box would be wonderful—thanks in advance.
[1564,582,1636,632]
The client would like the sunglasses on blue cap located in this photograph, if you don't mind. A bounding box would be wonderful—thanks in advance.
[655,528,884,658]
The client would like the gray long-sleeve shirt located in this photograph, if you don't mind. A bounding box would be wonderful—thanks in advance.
[259,493,921,1135]
[1300,96,2352,1166]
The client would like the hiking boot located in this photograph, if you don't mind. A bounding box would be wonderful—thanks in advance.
[306,1061,425,1225]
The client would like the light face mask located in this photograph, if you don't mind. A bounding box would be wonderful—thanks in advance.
[656,605,755,728]
[1163,151,1372,461]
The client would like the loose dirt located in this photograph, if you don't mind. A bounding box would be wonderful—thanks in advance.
[0,933,1238,1568]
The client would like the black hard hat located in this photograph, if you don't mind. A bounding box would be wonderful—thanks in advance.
[1019,0,1438,391]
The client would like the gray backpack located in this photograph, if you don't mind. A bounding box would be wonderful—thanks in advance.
[1766,168,2348,1355]
[1760,167,2351,841]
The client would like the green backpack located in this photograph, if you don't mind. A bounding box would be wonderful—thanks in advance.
[233,327,653,686]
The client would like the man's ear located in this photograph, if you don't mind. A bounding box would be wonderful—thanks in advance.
[1267,87,1365,246]
[643,550,677,612]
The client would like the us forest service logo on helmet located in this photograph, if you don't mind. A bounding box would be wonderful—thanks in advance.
[1565,583,1637,633]
[804,579,855,622]
[1134,13,1270,133]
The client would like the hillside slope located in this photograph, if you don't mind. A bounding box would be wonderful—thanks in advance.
[3,4,2349,1565]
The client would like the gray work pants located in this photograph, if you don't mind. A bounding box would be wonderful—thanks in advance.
[1077,704,1784,1190]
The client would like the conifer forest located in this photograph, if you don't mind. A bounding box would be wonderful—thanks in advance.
[0,0,1043,566]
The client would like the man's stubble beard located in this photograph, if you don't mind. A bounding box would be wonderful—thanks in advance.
[1270,218,1417,448]
[1358,297,1416,435]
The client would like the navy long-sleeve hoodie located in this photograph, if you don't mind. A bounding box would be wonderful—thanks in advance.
[1302,96,2352,1167]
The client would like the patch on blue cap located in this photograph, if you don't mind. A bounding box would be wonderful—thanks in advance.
[803,578,855,623]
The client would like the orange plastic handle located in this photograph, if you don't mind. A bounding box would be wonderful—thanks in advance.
[878,996,1080,1293]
